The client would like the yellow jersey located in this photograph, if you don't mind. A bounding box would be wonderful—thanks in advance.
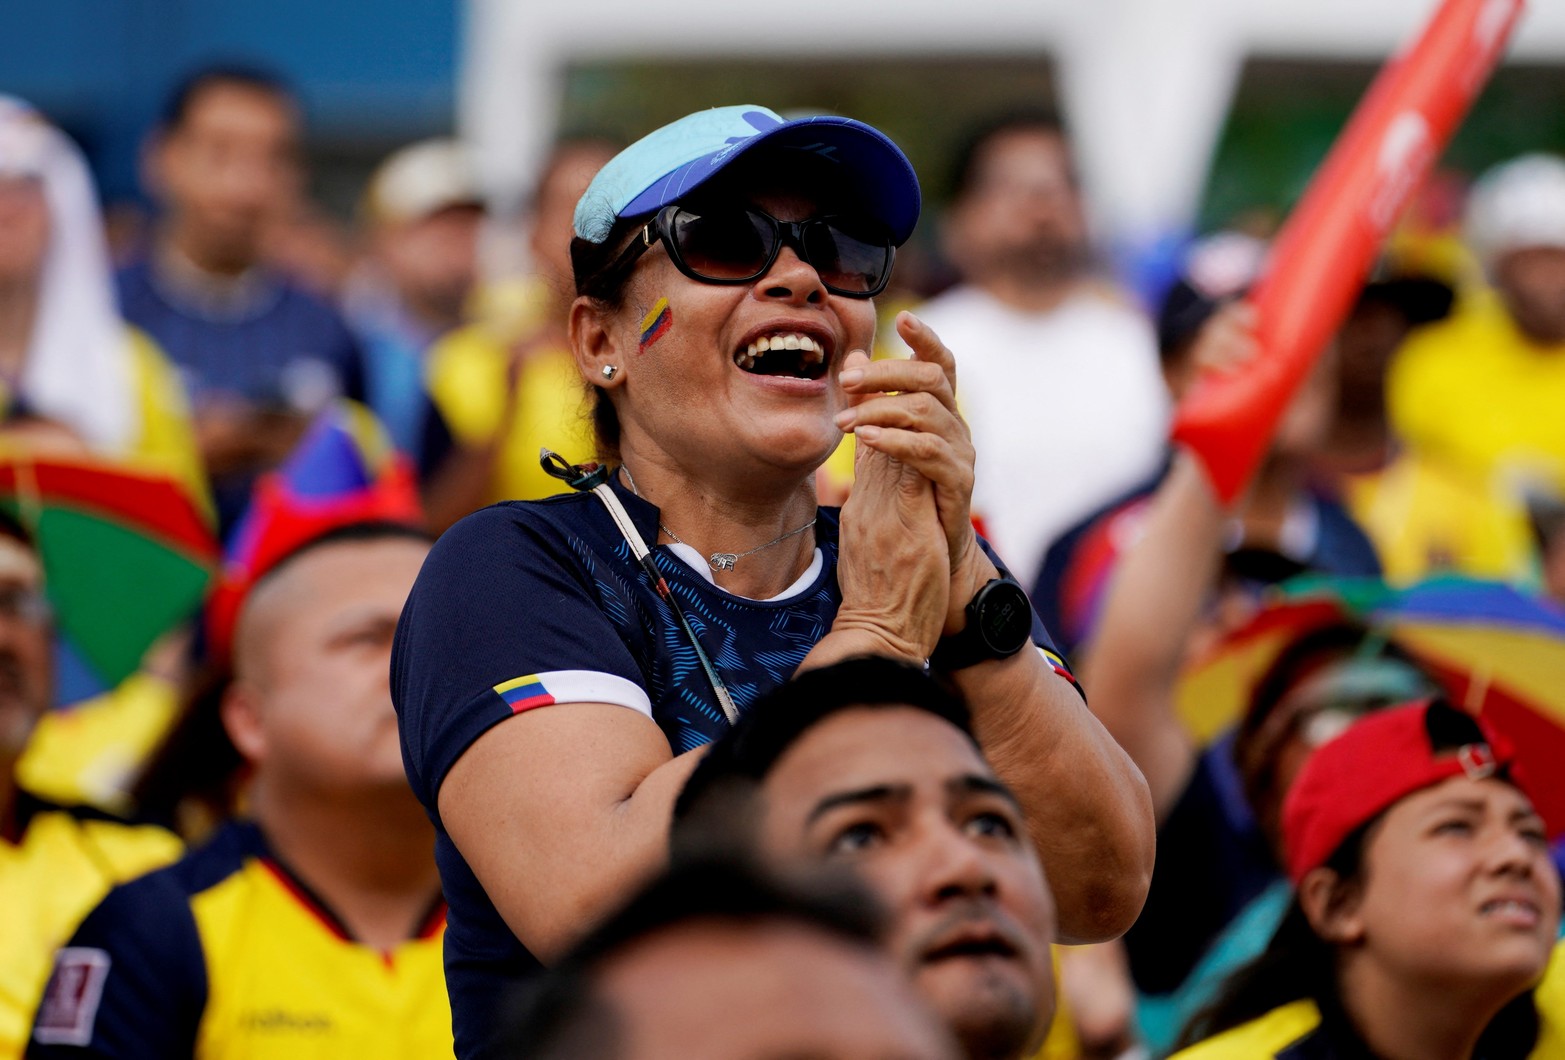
[1170,942,1565,1058]
[27,820,449,1059]
[1389,292,1565,500]
[425,318,595,505]
[0,795,180,1060]
[1340,450,1540,585]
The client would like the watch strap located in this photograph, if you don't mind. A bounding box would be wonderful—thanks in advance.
[930,577,1031,671]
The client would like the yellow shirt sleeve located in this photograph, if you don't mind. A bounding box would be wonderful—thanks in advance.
[426,324,597,504]
[1166,999,1322,1059]
[425,325,510,448]
[124,328,212,518]
[15,673,182,815]
[0,814,181,1057]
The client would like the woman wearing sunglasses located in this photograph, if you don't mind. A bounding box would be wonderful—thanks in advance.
[1172,699,1564,1059]
[392,105,1154,1056]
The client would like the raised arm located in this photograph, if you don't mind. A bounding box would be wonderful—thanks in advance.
[1077,305,1255,822]
[1076,454,1224,819]
[832,312,1157,944]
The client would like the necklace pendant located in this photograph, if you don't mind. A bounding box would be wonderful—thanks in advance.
[708,553,738,572]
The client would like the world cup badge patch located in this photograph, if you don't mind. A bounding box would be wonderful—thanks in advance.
[33,947,112,1046]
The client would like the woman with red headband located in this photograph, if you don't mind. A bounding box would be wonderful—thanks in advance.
[1173,698,1563,1058]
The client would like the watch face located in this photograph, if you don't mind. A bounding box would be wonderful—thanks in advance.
[978,581,1033,656]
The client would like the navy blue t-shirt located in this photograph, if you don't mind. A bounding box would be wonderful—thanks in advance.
[1033,462,1382,657]
[117,256,367,532]
[117,257,365,412]
[391,477,1066,1059]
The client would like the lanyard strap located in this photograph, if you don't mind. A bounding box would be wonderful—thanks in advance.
[540,450,739,725]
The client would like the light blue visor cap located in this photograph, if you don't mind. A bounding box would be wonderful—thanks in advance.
[572,105,921,247]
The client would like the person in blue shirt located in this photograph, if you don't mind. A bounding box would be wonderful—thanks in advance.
[391,104,1156,1059]
[117,67,366,533]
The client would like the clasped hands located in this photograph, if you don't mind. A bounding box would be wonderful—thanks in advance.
[831,312,999,663]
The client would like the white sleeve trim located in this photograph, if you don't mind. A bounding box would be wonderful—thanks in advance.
[492,669,653,720]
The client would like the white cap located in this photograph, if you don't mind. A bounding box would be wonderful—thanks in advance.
[365,138,483,226]
[1465,153,1565,265]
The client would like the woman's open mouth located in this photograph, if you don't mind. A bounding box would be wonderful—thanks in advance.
[733,332,830,381]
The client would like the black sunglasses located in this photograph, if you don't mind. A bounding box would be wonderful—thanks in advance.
[603,204,896,298]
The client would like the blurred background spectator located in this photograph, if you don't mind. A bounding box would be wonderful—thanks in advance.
[901,111,1170,588]
[0,99,202,495]
[419,138,612,529]
[0,510,181,1058]
[342,138,484,471]
[1387,153,1565,573]
[118,68,366,534]
[29,521,447,1059]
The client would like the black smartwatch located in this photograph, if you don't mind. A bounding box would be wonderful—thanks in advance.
[930,577,1033,671]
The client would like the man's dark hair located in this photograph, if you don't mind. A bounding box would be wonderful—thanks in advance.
[502,854,886,1060]
[160,64,297,131]
[947,108,1073,205]
[670,656,975,854]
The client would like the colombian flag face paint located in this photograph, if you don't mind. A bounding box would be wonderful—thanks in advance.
[639,297,672,352]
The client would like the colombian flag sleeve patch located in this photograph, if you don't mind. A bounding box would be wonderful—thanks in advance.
[487,670,656,719]
[1040,647,1083,695]
[493,675,556,713]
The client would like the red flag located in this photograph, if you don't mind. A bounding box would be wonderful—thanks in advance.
[1174,0,1527,503]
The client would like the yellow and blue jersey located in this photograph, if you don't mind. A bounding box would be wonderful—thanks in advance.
[27,820,449,1059]
[1,794,180,1060]
[1170,944,1565,1058]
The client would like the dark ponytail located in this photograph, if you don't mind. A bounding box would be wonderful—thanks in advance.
[1175,822,1370,1050]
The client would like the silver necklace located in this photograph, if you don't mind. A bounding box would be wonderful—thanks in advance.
[620,467,817,573]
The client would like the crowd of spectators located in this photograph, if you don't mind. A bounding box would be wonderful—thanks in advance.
[1,55,1564,1060]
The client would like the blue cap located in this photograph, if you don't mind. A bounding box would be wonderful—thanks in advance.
[573,105,921,246]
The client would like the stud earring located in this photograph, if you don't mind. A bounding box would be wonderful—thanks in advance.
[601,365,619,380]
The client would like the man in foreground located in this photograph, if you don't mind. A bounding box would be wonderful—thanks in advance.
[673,656,1060,1060]
[507,855,960,1060]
